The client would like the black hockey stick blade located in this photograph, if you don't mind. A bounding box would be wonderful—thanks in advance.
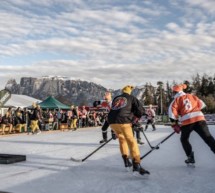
[141,131,175,160]
[70,138,113,162]
[70,157,83,162]
[141,130,159,149]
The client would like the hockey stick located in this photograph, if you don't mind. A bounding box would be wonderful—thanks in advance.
[70,138,113,162]
[141,130,159,149]
[140,131,175,160]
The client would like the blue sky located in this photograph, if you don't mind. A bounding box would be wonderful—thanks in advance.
[0,0,215,90]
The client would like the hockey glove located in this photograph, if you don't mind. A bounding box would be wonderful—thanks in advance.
[138,126,144,132]
[171,123,181,134]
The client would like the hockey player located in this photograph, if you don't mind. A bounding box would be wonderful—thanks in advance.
[168,84,215,165]
[108,85,150,175]
[99,91,113,144]
[145,104,156,131]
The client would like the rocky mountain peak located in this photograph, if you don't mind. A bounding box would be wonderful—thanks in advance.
[5,76,149,106]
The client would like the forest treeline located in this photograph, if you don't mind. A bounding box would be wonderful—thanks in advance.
[140,73,215,114]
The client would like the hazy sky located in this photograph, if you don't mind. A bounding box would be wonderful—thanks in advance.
[0,0,215,90]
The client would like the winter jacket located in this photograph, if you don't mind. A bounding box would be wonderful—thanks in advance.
[108,93,144,124]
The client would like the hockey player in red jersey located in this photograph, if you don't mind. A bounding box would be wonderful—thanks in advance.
[99,91,115,144]
[144,104,156,131]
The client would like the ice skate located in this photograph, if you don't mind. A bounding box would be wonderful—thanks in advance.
[122,155,132,171]
[137,139,144,145]
[99,139,107,144]
[132,160,150,176]
[144,125,148,131]
[185,152,195,167]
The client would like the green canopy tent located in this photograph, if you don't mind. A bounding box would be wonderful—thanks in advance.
[38,96,70,110]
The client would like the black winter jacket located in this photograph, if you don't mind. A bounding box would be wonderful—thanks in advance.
[108,93,144,124]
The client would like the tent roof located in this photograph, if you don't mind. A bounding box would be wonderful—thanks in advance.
[3,94,41,108]
[38,96,70,110]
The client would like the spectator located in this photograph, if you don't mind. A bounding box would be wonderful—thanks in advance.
[43,108,53,131]
[81,106,88,127]
[14,107,27,133]
[29,103,41,134]
[70,105,78,131]
[52,109,59,130]
[0,107,13,134]
[59,110,68,130]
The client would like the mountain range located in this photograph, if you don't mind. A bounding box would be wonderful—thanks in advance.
[5,76,147,106]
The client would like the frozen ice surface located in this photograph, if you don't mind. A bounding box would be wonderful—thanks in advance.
[0,125,215,193]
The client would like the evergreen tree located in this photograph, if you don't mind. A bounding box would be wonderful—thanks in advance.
[156,81,164,115]
[166,81,173,106]
[202,95,215,113]
[183,80,193,93]
[208,76,215,96]
[192,73,201,95]
[200,74,209,96]
[143,83,155,105]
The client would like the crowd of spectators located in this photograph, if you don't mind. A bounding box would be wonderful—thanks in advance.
[0,105,108,135]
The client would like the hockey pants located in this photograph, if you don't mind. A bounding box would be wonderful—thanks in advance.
[145,119,156,130]
[180,120,215,156]
[110,123,141,163]
[101,120,109,140]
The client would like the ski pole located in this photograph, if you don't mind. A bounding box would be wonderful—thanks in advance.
[140,131,175,160]
[141,130,159,150]
[70,138,113,162]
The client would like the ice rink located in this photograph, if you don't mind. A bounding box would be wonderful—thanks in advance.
[0,125,215,193]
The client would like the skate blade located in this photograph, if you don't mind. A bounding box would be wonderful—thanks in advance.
[70,157,83,162]
[138,143,144,146]
[132,171,150,178]
[186,163,195,168]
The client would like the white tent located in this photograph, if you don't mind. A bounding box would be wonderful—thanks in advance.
[0,94,41,115]
[3,94,41,108]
